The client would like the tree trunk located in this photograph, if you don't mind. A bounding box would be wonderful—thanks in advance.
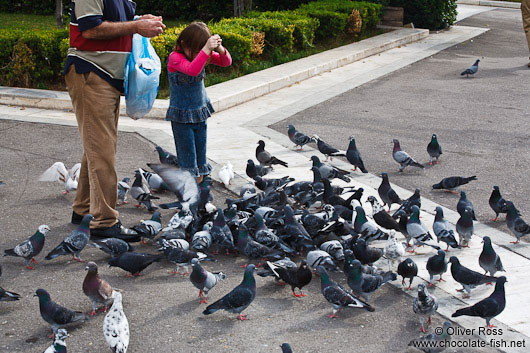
[55,0,63,28]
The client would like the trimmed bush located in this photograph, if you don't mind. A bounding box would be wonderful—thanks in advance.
[388,0,456,30]
[0,0,64,15]
[253,0,312,11]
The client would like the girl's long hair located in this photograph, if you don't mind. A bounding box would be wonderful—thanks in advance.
[174,22,211,61]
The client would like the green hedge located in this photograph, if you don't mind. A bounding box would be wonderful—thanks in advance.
[388,0,456,30]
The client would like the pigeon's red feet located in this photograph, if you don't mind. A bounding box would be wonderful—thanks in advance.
[240,264,249,268]
[427,282,435,288]
[62,191,69,195]
[428,316,431,325]
[406,286,413,290]
[134,204,141,208]
[299,292,307,297]
[276,281,287,286]
[170,270,178,275]
[491,217,498,222]
[486,282,493,285]
[437,277,446,282]
[510,240,520,244]
[407,249,416,254]
[198,290,203,298]
[98,306,108,313]
[73,256,84,262]
[292,292,301,298]
[181,272,189,276]
[421,326,426,333]
[48,333,55,339]
[31,258,37,264]
[487,324,497,328]
[237,314,248,321]
[26,265,34,270]
[199,298,207,304]
[89,310,97,316]
[326,313,338,319]
[133,272,142,277]
[126,273,134,277]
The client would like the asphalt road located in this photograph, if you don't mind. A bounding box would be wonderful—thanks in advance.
[271,8,530,241]
[0,120,499,352]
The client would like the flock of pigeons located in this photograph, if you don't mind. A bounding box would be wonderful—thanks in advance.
[1,120,529,352]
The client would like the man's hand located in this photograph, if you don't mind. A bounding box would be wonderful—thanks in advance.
[138,14,163,22]
[135,18,165,38]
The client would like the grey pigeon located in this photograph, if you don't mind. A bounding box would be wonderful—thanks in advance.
[426,250,448,286]
[392,188,421,219]
[354,206,388,242]
[203,264,256,320]
[378,173,402,211]
[456,207,474,247]
[131,211,162,244]
[254,175,294,191]
[288,125,312,150]
[397,257,418,290]
[0,286,20,302]
[310,156,350,182]
[346,259,396,301]
[138,167,169,192]
[457,191,476,220]
[82,262,114,316]
[489,186,507,222]
[191,223,213,252]
[155,145,178,165]
[505,201,530,243]
[316,266,374,318]
[452,276,507,327]
[35,289,86,336]
[312,135,346,161]
[408,321,452,353]
[413,283,438,332]
[256,140,288,167]
[162,246,206,275]
[103,291,129,353]
[407,206,437,252]
[130,171,159,212]
[479,236,505,276]
[45,215,92,262]
[426,133,442,165]
[211,208,235,254]
[90,238,134,258]
[117,177,131,205]
[4,224,49,269]
[246,159,271,179]
[306,250,338,271]
[392,139,423,172]
[237,226,284,266]
[346,136,367,173]
[190,258,226,304]
[460,59,479,77]
[43,328,69,353]
[281,343,293,353]
[432,176,476,193]
[353,238,383,265]
[433,206,460,251]
[449,256,498,297]
[108,252,163,277]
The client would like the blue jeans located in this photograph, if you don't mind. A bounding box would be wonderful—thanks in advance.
[171,121,212,177]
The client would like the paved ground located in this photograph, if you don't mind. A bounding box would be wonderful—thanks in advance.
[271,8,530,240]
[0,120,500,353]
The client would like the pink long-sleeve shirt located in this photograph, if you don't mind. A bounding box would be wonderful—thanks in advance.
[168,49,232,76]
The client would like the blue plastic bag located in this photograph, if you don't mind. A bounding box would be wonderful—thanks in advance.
[124,34,161,119]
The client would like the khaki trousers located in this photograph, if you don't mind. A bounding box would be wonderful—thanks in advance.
[523,0,530,58]
[65,66,120,228]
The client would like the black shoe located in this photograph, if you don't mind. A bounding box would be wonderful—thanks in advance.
[71,211,84,225]
[90,220,141,242]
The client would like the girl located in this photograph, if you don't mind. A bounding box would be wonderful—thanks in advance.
[166,22,232,182]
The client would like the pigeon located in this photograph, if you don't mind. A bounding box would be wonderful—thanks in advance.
[254,175,294,191]
[312,135,346,161]
[192,223,213,252]
[162,246,206,275]
[211,208,235,254]
[456,207,474,247]
[316,266,374,318]
[137,167,169,192]
[426,250,448,286]
[108,252,163,277]
[218,162,234,187]
[320,240,345,261]
[378,173,402,211]
[306,250,338,271]
[346,136,367,173]
[392,188,421,219]
[457,191,476,220]
[426,133,442,165]
[246,159,272,179]
[354,206,388,243]
[505,201,530,244]
[103,291,129,353]
[117,177,131,205]
[35,289,86,336]
[407,206,437,252]
[131,211,162,244]
[449,256,498,297]
[237,226,284,266]
[310,156,350,182]
[479,236,505,277]
[433,206,460,251]
[43,328,69,353]
[0,286,20,301]
[432,176,477,193]
[164,209,193,232]
[147,163,200,215]
[346,259,396,301]
[190,258,226,303]
[254,213,295,255]
[397,258,418,290]
[4,224,49,269]
[392,139,423,172]
[130,171,159,212]
[257,258,296,277]
[282,205,314,252]
[45,215,92,262]
[366,196,399,231]
[353,238,383,265]
[452,276,506,328]
[460,59,479,77]
[83,262,114,316]
[239,184,257,197]
[266,260,312,297]
[39,162,81,194]
[384,231,405,268]
[155,145,178,165]
[489,186,508,222]
[288,125,312,150]
[408,321,452,353]
[256,140,288,167]
[203,264,256,320]
[413,283,438,333]
[90,238,134,258]
[281,343,293,353]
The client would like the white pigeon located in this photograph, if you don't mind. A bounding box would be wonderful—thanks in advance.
[39,162,81,194]
[103,291,129,353]
[43,328,69,353]
[384,231,405,269]
[218,162,234,188]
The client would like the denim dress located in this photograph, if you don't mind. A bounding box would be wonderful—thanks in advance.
[166,68,213,176]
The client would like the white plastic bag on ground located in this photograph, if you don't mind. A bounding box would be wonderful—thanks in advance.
[124,34,161,119]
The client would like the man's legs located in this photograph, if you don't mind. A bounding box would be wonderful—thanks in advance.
[65,68,120,229]
[523,0,530,64]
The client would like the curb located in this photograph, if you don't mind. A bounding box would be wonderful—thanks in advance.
[457,0,521,8]
[0,28,428,119]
